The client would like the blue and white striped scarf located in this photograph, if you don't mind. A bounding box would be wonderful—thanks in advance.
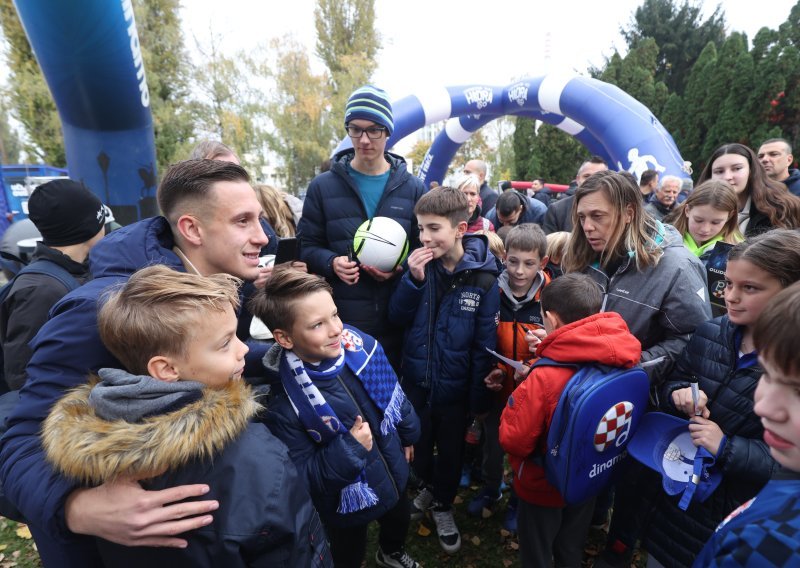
[279,326,406,513]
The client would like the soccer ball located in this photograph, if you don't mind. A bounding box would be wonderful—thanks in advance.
[353,217,409,272]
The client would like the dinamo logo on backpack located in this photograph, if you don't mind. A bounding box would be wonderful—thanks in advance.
[531,359,650,505]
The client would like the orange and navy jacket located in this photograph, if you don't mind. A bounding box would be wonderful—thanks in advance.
[495,269,550,399]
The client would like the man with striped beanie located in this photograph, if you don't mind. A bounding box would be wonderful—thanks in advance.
[298,84,425,371]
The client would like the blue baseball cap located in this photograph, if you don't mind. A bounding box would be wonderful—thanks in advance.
[627,412,722,510]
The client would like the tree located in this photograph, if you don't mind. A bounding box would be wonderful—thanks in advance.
[453,130,491,181]
[701,33,754,158]
[512,117,537,180]
[405,140,432,179]
[599,38,669,118]
[661,42,717,172]
[621,0,726,95]
[191,36,269,176]
[314,0,380,133]
[775,1,800,149]
[531,123,588,184]
[485,116,515,187]
[265,37,334,194]
[133,0,195,173]
[0,0,64,165]
[0,92,22,163]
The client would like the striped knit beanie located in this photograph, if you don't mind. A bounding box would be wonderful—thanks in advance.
[344,85,394,136]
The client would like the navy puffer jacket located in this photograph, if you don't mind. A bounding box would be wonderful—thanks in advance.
[388,235,500,414]
[298,150,425,342]
[0,218,269,567]
[643,316,777,568]
[261,342,420,528]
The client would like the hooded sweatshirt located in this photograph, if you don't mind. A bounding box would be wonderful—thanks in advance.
[42,369,329,568]
[499,312,642,507]
[494,269,549,398]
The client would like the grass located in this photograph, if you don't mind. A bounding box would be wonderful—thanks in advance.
[364,481,648,568]
[0,485,646,567]
[0,518,41,568]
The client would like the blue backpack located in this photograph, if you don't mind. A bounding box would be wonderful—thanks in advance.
[530,358,650,505]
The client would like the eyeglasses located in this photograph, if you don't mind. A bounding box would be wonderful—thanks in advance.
[346,125,387,139]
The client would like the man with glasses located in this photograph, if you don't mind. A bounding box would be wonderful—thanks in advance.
[298,85,425,370]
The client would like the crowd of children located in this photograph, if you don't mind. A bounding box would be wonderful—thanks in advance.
[5,98,800,568]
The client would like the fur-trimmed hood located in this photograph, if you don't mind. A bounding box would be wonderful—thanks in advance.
[42,375,261,485]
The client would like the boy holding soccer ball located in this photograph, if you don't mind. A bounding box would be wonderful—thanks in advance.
[389,186,500,554]
[298,85,426,371]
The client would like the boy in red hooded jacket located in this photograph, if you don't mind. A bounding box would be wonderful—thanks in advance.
[499,273,641,568]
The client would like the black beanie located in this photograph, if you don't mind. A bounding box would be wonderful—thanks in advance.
[28,179,106,247]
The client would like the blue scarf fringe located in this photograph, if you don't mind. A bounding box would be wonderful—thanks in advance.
[337,471,379,514]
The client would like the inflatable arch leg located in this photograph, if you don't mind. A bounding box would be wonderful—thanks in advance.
[13,0,158,225]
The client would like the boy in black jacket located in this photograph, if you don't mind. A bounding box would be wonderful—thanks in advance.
[42,265,330,568]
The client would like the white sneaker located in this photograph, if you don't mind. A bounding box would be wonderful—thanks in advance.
[375,547,420,568]
[431,504,461,554]
[409,487,433,520]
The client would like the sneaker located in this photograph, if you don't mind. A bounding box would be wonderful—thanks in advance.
[503,494,518,533]
[467,486,502,517]
[375,547,420,568]
[459,465,471,489]
[409,487,434,520]
[431,503,461,554]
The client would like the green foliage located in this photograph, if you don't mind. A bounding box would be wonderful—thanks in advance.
[599,38,669,117]
[531,124,588,184]
[314,0,379,130]
[485,116,516,187]
[0,0,64,165]
[265,37,334,194]
[191,36,270,176]
[0,92,22,163]
[621,0,726,95]
[405,139,432,179]
[512,117,536,180]
[453,130,491,180]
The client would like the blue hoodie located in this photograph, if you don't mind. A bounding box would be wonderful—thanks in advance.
[0,217,268,567]
[388,234,500,414]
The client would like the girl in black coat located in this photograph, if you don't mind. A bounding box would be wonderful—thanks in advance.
[645,229,800,567]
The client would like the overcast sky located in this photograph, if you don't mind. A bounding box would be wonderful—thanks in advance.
[181,0,798,100]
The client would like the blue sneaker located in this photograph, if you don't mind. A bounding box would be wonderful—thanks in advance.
[459,465,471,489]
[467,487,502,517]
[503,493,518,533]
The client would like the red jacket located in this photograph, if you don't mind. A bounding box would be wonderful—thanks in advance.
[499,312,641,507]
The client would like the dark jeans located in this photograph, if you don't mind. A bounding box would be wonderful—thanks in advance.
[325,494,410,568]
[517,496,596,568]
[405,383,470,506]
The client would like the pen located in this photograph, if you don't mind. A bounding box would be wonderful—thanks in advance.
[691,382,701,416]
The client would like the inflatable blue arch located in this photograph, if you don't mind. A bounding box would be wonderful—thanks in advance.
[13,0,157,225]
[335,75,691,186]
[14,1,686,223]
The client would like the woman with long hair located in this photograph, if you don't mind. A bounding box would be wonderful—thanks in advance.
[562,170,711,381]
[698,143,800,236]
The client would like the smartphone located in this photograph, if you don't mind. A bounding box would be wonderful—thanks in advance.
[274,237,300,265]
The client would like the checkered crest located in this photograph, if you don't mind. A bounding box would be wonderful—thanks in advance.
[341,329,364,352]
[594,401,635,452]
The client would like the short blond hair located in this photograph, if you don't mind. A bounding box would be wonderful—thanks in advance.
[473,230,505,258]
[98,265,241,375]
[546,231,570,265]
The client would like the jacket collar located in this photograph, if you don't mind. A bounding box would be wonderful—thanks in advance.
[42,376,260,484]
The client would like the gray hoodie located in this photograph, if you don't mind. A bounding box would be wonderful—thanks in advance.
[581,223,711,391]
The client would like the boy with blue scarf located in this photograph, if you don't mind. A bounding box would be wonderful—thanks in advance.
[252,266,421,568]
